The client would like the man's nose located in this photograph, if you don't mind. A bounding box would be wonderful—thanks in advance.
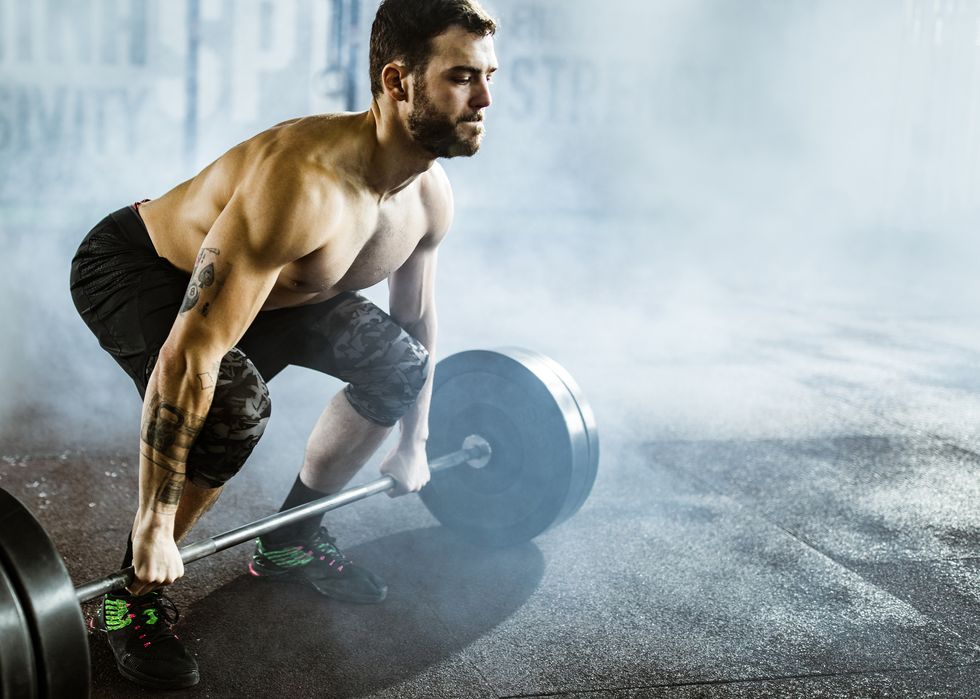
[471,79,492,110]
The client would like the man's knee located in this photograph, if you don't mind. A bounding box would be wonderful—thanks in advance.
[188,348,272,488]
[345,332,429,427]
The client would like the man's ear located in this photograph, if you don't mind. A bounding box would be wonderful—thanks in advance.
[382,63,411,101]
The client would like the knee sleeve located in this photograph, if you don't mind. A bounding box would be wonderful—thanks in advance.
[187,347,272,488]
[335,308,430,426]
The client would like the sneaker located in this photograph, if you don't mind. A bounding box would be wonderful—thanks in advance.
[92,590,199,689]
[249,526,387,604]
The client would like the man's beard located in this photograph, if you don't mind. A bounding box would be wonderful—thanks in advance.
[408,79,484,159]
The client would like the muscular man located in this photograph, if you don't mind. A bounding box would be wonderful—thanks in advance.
[68,0,497,689]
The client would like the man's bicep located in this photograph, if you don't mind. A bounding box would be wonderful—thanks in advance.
[388,245,438,326]
[164,172,329,357]
[389,164,452,325]
[164,211,283,358]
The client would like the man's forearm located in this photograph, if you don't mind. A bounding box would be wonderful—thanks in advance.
[136,351,219,533]
[398,313,437,448]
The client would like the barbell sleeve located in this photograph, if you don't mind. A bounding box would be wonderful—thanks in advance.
[74,441,491,604]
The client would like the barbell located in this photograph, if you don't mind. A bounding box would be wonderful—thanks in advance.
[0,347,599,698]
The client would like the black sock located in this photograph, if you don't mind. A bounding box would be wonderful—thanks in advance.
[122,533,134,570]
[261,475,329,547]
[111,534,135,598]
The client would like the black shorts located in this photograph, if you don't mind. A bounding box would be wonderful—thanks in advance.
[68,204,429,426]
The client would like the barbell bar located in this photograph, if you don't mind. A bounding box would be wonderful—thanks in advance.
[0,347,599,698]
[73,438,492,603]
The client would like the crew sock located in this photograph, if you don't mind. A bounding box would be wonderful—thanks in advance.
[261,475,330,547]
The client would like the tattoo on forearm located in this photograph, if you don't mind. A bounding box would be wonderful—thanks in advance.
[195,359,220,392]
[154,476,184,507]
[180,247,221,315]
[140,449,185,474]
[141,393,206,461]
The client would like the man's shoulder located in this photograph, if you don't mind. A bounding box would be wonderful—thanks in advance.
[422,161,453,197]
[249,144,356,211]
[420,166,453,240]
[418,163,454,238]
[249,114,364,186]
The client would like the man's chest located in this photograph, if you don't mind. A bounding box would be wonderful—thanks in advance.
[277,197,429,296]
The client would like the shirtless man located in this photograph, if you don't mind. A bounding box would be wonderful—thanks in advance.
[68,0,497,689]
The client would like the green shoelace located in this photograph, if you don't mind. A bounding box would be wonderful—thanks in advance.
[103,594,173,632]
[257,528,352,569]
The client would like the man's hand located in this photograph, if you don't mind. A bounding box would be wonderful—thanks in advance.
[379,443,431,497]
[128,524,185,596]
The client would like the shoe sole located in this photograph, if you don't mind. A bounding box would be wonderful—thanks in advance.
[248,561,388,604]
[115,663,200,690]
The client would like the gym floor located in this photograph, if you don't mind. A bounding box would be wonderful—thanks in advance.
[2,213,978,698]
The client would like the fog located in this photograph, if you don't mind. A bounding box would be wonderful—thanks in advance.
[0,0,978,457]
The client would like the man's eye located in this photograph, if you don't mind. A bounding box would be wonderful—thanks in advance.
[453,77,470,84]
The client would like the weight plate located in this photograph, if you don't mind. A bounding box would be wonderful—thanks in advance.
[501,348,599,527]
[422,348,599,547]
[0,556,38,698]
[0,489,90,698]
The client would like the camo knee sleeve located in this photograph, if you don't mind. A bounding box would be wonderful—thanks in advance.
[187,347,272,488]
[330,302,430,427]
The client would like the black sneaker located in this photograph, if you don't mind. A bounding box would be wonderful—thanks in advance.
[249,526,387,604]
[93,590,199,689]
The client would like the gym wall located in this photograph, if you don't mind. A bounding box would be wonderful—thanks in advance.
[0,0,977,447]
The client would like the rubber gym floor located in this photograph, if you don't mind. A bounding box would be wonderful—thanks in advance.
[1,215,978,698]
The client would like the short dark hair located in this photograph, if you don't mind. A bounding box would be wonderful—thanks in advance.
[369,0,497,98]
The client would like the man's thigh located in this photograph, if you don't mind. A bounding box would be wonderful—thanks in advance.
[240,293,429,426]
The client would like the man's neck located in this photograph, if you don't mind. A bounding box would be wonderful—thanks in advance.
[363,102,435,202]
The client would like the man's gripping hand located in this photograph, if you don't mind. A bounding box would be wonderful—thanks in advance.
[379,443,431,497]
[128,525,185,596]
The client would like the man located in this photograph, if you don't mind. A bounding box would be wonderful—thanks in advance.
[68,0,497,689]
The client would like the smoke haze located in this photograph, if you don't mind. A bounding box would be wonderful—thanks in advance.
[0,0,977,455]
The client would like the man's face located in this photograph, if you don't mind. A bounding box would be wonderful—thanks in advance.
[407,27,497,159]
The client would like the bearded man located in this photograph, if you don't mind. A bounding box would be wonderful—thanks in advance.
[69,0,497,688]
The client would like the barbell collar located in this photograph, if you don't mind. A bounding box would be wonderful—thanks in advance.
[74,441,490,604]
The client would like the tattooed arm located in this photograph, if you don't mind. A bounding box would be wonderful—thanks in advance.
[129,161,339,594]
